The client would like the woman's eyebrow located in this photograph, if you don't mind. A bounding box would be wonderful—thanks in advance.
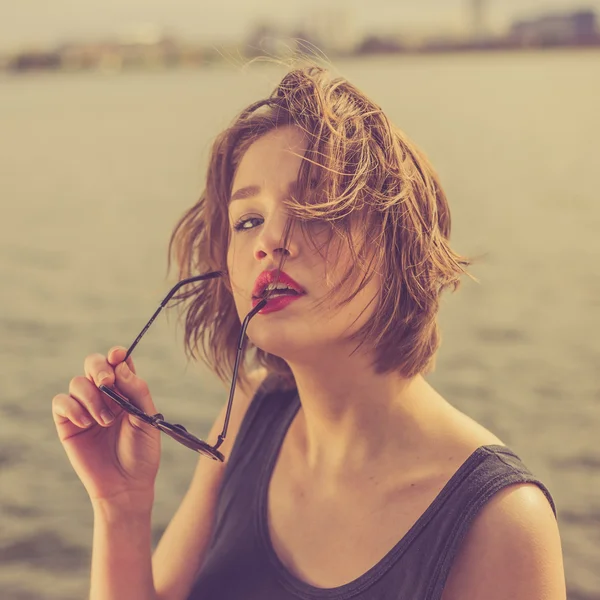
[229,181,298,204]
[229,185,261,204]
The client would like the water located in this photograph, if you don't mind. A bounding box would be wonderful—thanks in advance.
[0,51,599,599]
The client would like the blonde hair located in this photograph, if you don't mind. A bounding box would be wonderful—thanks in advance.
[168,65,477,394]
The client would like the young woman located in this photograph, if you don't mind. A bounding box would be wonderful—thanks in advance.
[52,65,566,600]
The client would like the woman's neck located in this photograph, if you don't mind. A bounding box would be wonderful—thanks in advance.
[285,355,448,479]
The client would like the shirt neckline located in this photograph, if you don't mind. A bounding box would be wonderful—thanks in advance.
[255,390,516,600]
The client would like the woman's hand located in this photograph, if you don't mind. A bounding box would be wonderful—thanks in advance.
[52,347,161,509]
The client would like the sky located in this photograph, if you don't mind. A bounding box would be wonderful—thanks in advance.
[0,0,598,51]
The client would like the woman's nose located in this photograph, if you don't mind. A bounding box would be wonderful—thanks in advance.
[254,215,298,261]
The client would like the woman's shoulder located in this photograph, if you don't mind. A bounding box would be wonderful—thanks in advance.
[419,397,506,474]
[424,402,562,597]
[439,457,563,599]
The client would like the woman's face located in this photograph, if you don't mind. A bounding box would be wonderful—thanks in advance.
[226,125,380,363]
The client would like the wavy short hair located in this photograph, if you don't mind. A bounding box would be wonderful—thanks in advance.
[168,65,476,394]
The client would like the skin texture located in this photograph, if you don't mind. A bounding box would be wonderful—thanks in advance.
[52,347,161,507]
[52,347,162,599]
[225,125,566,599]
[226,125,449,479]
[227,126,381,363]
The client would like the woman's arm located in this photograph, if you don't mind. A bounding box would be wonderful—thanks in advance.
[152,367,268,600]
[91,496,157,600]
[86,367,267,600]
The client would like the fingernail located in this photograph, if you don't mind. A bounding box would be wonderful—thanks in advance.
[100,409,115,425]
[81,415,93,428]
[97,371,110,385]
[107,347,124,363]
[119,362,130,379]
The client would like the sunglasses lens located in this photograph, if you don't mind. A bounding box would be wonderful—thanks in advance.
[158,422,224,461]
[100,387,224,460]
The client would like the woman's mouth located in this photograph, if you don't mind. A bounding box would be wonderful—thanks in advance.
[251,292,304,314]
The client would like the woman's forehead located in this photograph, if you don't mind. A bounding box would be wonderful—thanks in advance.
[238,125,305,159]
[231,127,308,197]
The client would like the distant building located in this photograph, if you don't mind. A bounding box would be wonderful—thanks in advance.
[510,9,598,46]
[357,35,405,55]
[470,0,488,41]
[8,50,61,72]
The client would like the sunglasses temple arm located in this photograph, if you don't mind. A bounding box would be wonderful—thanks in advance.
[124,271,226,362]
[213,298,267,452]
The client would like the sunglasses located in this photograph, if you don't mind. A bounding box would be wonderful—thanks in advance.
[99,271,267,462]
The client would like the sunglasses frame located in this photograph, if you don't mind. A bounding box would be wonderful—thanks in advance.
[98,271,267,461]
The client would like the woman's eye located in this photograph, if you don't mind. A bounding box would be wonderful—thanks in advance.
[233,216,263,232]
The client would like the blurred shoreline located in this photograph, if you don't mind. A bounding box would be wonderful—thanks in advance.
[2,7,599,75]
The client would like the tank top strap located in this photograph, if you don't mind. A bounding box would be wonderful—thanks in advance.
[424,445,557,600]
[190,402,557,600]
[224,371,297,469]
[210,371,298,528]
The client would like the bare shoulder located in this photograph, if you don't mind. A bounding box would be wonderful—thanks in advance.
[439,398,507,448]
[431,398,566,598]
[441,482,566,600]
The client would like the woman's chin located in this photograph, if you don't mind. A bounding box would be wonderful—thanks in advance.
[247,329,310,361]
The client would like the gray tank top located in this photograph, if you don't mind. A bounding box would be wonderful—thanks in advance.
[188,373,557,599]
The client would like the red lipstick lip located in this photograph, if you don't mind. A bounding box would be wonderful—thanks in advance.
[252,270,306,299]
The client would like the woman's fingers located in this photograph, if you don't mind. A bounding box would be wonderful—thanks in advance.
[52,392,96,434]
[84,353,115,387]
[68,376,118,427]
[107,346,137,374]
[113,362,157,416]
[55,348,152,439]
